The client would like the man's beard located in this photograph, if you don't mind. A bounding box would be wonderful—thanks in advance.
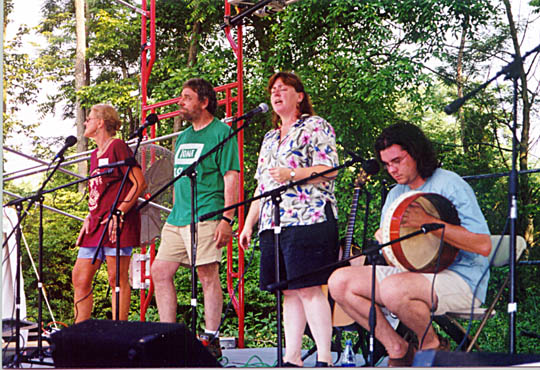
[179,107,202,122]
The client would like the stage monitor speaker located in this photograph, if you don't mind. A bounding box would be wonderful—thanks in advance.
[413,349,540,367]
[50,319,221,368]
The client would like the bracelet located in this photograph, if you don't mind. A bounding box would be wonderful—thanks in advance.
[116,210,125,223]
[221,216,234,226]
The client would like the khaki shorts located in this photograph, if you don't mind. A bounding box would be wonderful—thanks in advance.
[376,266,481,315]
[156,221,222,266]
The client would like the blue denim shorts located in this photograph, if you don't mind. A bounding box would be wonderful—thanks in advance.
[77,246,133,261]
[259,203,339,291]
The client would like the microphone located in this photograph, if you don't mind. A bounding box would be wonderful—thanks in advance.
[53,135,77,160]
[346,150,380,176]
[362,158,380,176]
[98,157,137,169]
[444,97,466,115]
[223,103,269,123]
[129,113,159,140]
[421,223,445,233]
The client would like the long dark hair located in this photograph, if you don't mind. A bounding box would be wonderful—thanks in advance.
[374,121,439,179]
[267,72,315,129]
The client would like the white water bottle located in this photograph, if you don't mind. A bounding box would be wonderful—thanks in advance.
[341,339,356,367]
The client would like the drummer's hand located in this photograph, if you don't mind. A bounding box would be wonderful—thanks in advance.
[374,228,383,244]
[401,202,436,228]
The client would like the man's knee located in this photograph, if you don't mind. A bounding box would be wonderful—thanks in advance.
[197,263,220,284]
[379,276,408,308]
[328,268,349,301]
[151,260,175,285]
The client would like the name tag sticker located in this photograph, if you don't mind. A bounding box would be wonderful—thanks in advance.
[98,158,109,167]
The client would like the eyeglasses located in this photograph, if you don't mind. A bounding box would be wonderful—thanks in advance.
[383,152,409,170]
[85,117,99,122]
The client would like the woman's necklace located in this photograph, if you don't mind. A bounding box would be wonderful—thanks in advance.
[98,137,114,157]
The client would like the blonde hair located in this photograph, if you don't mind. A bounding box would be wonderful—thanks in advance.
[91,104,122,134]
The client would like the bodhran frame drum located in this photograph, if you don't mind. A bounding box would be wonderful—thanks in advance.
[381,191,461,273]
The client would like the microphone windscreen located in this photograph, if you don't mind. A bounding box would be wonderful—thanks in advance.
[66,135,77,147]
[259,103,269,113]
[363,159,380,175]
[146,113,159,124]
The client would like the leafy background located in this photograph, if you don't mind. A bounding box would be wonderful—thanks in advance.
[3,0,540,356]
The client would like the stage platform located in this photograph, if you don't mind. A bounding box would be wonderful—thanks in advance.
[6,341,540,367]
[5,346,376,368]
[220,347,374,367]
[6,347,540,367]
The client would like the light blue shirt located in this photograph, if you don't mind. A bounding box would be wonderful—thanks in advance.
[381,168,491,303]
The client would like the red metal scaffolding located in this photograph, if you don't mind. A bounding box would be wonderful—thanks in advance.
[133,0,247,347]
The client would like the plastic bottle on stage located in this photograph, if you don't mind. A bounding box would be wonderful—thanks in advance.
[341,339,356,367]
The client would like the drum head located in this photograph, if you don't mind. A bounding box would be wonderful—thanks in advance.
[382,192,460,272]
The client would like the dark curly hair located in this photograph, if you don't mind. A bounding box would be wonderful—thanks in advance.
[183,78,217,115]
[374,121,439,179]
[267,71,315,129]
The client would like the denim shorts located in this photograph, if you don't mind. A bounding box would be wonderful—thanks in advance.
[259,203,339,291]
[77,246,133,261]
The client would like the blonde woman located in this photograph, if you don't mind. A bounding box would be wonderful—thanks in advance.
[73,104,146,323]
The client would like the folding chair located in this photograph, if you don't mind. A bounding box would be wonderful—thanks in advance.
[434,234,527,352]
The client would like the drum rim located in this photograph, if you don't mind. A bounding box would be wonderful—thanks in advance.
[382,191,460,273]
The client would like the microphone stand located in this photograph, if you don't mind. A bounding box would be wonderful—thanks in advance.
[358,187,377,367]
[92,134,144,321]
[4,163,111,367]
[200,156,363,367]
[136,115,250,335]
[3,156,61,367]
[444,42,540,353]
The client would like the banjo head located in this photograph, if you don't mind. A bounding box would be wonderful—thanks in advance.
[381,191,460,273]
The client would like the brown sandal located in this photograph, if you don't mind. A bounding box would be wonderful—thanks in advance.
[436,334,451,351]
[388,341,417,367]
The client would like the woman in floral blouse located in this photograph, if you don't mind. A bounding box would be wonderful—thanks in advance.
[239,72,339,367]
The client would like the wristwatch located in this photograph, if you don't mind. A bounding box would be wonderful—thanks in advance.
[221,216,234,226]
[290,169,296,181]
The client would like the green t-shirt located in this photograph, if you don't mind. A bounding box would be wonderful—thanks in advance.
[167,117,240,226]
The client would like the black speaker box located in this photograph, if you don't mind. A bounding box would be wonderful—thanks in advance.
[413,349,540,367]
[50,319,221,368]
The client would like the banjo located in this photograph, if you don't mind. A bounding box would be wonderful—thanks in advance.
[381,191,461,273]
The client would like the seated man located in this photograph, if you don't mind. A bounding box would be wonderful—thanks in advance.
[328,121,491,366]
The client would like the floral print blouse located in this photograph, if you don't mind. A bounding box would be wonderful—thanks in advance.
[255,115,339,233]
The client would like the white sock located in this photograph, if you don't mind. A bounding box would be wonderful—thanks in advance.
[205,329,219,338]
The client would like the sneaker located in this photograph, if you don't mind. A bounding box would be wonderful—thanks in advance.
[199,333,222,359]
